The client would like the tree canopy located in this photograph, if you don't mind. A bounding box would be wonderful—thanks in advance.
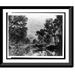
[9,15,28,44]
[36,15,62,55]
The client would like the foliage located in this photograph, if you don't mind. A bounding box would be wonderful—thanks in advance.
[9,15,28,44]
[9,15,62,56]
[36,15,62,56]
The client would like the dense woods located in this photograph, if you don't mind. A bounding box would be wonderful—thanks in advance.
[9,15,62,56]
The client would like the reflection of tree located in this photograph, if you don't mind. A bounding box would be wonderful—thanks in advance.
[35,15,62,56]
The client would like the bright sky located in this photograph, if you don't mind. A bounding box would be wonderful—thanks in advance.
[25,13,56,39]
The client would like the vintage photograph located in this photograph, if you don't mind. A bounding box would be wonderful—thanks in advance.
[8,13,63,57]
[1,7,73,67]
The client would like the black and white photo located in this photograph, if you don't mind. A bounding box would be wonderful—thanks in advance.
[8,13,63,58]
[0,6,73,67]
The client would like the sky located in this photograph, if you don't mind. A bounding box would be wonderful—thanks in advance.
[25,13,56,39]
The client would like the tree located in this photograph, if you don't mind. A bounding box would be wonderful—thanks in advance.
[9,15,28,44]
[53,15,62,55]
[36,15,62,56]
[9,16,28,27]
[33,39,37,44]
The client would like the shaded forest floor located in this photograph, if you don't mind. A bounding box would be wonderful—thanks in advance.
[9,43,58,56]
